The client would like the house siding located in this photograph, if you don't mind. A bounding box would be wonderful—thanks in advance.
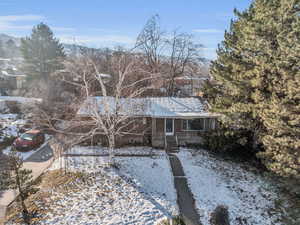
[116,117,152,146]
[152,118,165,148]
[79,117,216,149]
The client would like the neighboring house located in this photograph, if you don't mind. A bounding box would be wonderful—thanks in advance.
[0,71,26,89]
[0,58,26,91]
[175,75,209,97]
[78,97,218,148]
[0,96,42,113]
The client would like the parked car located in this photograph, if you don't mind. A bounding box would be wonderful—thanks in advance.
[13,130,45,152]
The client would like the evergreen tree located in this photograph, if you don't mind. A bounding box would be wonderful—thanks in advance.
[20,23,65,80]
[205,0,300,179]
[0,40,6,57]
[1,149,39,225]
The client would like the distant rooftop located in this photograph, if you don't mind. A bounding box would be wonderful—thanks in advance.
[1,70,26,77]
[0,58,11,61]
[0,96,42,103]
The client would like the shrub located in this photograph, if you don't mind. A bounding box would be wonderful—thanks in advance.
[157,216,185,225]
[0,136,16,150]
[209,205,230,225]
[6,101,21,114]
[200,125,258,160]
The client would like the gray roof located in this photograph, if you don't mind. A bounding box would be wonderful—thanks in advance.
[78,96,216,118]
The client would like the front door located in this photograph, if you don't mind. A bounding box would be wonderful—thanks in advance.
[165,118,174,136]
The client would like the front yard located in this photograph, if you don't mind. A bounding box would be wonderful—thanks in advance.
[5,146,295,225]
[7,148,178,225]
[178,148,292,225]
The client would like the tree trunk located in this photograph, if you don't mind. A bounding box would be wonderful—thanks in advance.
[15,168,30,225]
[108,135,115,165]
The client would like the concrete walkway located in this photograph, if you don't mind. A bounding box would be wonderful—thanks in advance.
[168,153,201,225]
[0,142,54,224]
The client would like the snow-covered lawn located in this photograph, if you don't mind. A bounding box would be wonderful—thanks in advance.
[68,145,165,156]
[43,153,178,225]
[178,148,282,225]
[117,156,177,216]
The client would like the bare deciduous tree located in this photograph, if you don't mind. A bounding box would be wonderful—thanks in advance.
[136,14,204,96]
[136,14,166,74]
[35,51,154,165]
[166,31,203,96]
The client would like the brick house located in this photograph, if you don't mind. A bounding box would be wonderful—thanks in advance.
[78,97,218,148]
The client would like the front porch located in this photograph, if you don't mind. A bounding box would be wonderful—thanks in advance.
[151,117,216,148]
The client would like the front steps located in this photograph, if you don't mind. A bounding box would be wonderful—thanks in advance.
[165,136,179,153]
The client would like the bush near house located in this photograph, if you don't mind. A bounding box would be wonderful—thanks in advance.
[200,124,258,159]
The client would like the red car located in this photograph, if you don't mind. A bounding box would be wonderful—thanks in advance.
[13,130,45,152]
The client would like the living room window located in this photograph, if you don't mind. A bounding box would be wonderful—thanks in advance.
[182,118,205,131]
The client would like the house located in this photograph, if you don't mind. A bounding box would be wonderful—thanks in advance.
[174,76,209,97]
[0,71,26,90]
[0,96,42,113]
[0,58,27,92]
[77,97,218,148]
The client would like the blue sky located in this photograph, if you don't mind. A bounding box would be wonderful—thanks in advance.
[0,0,252,59]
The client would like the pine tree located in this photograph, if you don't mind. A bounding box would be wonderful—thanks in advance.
[205,0,300,179]
[20,23,65,80]
[0,40,6,57]
[255,0,300,179]
[1,150,39,224]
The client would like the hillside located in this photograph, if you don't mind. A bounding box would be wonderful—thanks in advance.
[0,33,107,59]
[0,34,21,58]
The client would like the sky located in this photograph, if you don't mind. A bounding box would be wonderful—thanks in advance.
[0,0,252,59]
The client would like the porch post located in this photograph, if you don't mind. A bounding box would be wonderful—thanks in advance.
[152,118,156,137]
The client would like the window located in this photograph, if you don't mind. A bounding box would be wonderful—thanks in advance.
[182,118,216,131]
[143,118,147,125]
[21,133,35,141]
[182,118,205,131]
[207,118,216,130]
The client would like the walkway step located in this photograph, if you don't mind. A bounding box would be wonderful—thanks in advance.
[169,154,185,177]
[169,151,179,154]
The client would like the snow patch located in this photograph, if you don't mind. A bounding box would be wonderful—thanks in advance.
[46,152,178,224]
[68,145,164,156]
[178,149,281,225]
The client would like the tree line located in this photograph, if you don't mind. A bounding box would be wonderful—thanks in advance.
[20,17,207,98]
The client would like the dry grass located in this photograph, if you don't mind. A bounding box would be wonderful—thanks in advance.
[5,169,86,224]
[157,216,185,225]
